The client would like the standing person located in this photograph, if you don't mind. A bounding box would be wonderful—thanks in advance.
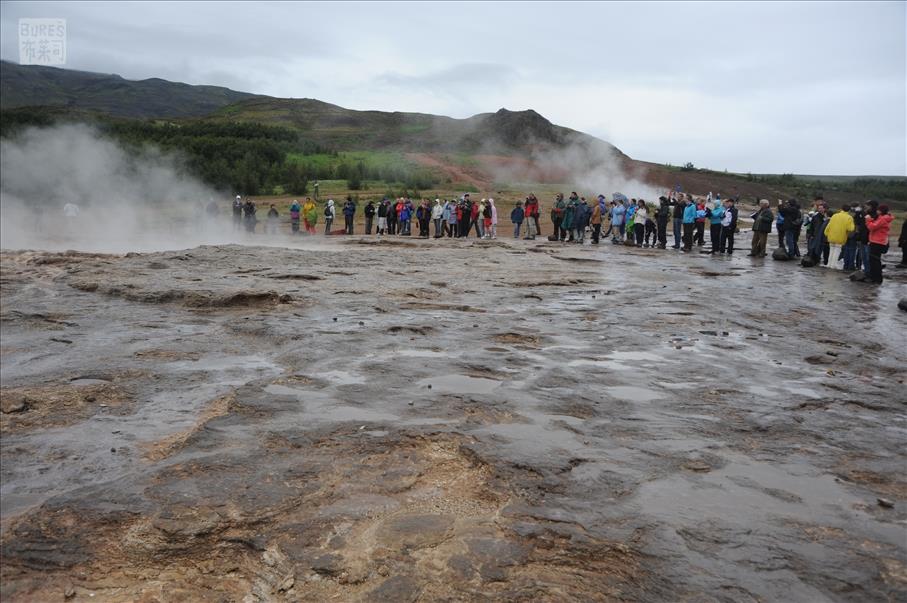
[324,199,335,235]
[377,199,389,235]
[364,199,376,235]
[471,198,482,238]
[289,199,301,234]
[386,198,397,235]
[857,201,877,278]
[748,200,773,257]
[805,201,830,265]
[302,197,318,234]
[342,196,356,235]
[775,204,786,248]
[400,199,413,236]
[671,194,684,249]
[634,200,648,247]
[655,196,671,249]
[526,195,541,237]
[694,197,707,246]
[719,198,738,254]
[682,197,697,252]
[779,199,803,257]
[611,200,626,243]
[551,193,566,241]
[898,217,907,268]
[574,197,590,243]
[458,198,469,238]
[602,201,615,239]
[481,199,493,239]
[417,200,431,238]
[266,204,279,234]
[243,199,257,233]
[824,204,855,269]
[489,198,498,239]
[864,205,893,284]
[561,194,577,242]
[432,199,444,238]
[590,198,602,244]
[708,197,726,254]
[447,200,459,238]
[441,199,452,237]
[511,201,525,239]
[232,195,243,231]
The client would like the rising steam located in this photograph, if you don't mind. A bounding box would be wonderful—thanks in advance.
[0,124,250,253]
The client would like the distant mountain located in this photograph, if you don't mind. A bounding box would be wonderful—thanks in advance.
[0,61,258,118]
[208,96,626,157]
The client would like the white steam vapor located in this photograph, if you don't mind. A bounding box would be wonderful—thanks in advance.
[0,124,263,253]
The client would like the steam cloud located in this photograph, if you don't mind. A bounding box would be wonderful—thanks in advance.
[0,124,248,253]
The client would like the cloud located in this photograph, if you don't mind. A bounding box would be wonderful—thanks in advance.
[0,0,903,175]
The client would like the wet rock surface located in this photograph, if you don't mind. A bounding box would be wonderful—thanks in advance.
[1,240,905,602]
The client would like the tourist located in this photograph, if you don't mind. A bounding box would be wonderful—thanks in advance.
[489,198,498,239]
[342,197,356,234]
[482,199,493,239]
[266,204,279,234]
[243,199,257,233]
[324,199,335,235]
[232,195,243,231]
[590,198,602,244]
[303,197,317,234]
[611,199,626,243]
[748,199,773,257]
[824,204,855,269]
[511,201,524,239]
[779,199,802,258]
[417,199,431,238]
[551,193,566,241]
[805,201,829,265]
[655,196,671,249]
[719,198,738,254]
[634,199,648,247]
[377,199,389,235]
[682,197,697,252]
[708,197,726,254]
[574,197,590,243]
[671,193,684,249]
[432,199,444,238]
[526,195,541,237]
[289,199,301,234]
[364,199,376,235]
[864,204,893,284]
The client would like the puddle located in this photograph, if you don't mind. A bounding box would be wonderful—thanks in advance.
[69,378,110,386]
[607,351,665,362]
[608,386,663,402]
[417,374,501,394]
[635,453,871,530]
[320,370,365,386]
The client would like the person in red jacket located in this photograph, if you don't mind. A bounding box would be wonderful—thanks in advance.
[865,204,894,284]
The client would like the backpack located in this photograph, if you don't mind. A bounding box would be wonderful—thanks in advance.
[324,206,331,217]
[772,247,790,261]
[800,256,816,268]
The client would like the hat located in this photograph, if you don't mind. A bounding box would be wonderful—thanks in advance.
[236,195,241,199]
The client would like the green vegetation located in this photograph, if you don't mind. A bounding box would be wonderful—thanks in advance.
[1,108,440,196]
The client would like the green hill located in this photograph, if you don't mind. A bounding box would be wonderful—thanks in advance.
[0,60,258,118]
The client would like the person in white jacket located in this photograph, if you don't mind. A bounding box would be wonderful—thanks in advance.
[489,198,498,239]
[431,199,444,238]
[324,199,335,235]
[633,200,648,247]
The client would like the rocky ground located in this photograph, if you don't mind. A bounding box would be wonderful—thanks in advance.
[1,235,905,602]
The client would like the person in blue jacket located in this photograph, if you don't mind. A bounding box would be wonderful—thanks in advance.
[510,202,525,239]
[682,196,698,252]
[610,202,626,243]
[708,196,726,254]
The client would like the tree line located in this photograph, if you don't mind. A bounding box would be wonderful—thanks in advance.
[0,108,438,196]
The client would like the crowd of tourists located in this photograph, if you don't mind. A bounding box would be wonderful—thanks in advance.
[228,191,904,285]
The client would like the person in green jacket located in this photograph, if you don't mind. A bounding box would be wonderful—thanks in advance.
[561,192,578,242]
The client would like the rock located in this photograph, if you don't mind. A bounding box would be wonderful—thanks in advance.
[377,565,390,576]
[64,584,76,599]
[899,298,907,312]
[1,394,29,414]
[333,317,338,322]
[359,321,365,326]
[877,498,894,508]
[277,574,295,592]
[408,401,414,406]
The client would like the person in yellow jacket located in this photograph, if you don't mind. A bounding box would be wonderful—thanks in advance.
[824,204,855,269]
[302,198,318,234]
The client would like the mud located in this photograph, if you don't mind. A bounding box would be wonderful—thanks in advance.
[1,238,905,602]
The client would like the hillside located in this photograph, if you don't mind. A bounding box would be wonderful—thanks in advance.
[0,60,257,118]
[1,62,904,207]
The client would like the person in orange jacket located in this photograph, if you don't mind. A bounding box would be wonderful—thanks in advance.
[864,204,894,284]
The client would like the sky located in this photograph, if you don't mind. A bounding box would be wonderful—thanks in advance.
[1,1,905,175]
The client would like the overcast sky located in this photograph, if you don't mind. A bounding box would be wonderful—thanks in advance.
[1,1,905,175]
